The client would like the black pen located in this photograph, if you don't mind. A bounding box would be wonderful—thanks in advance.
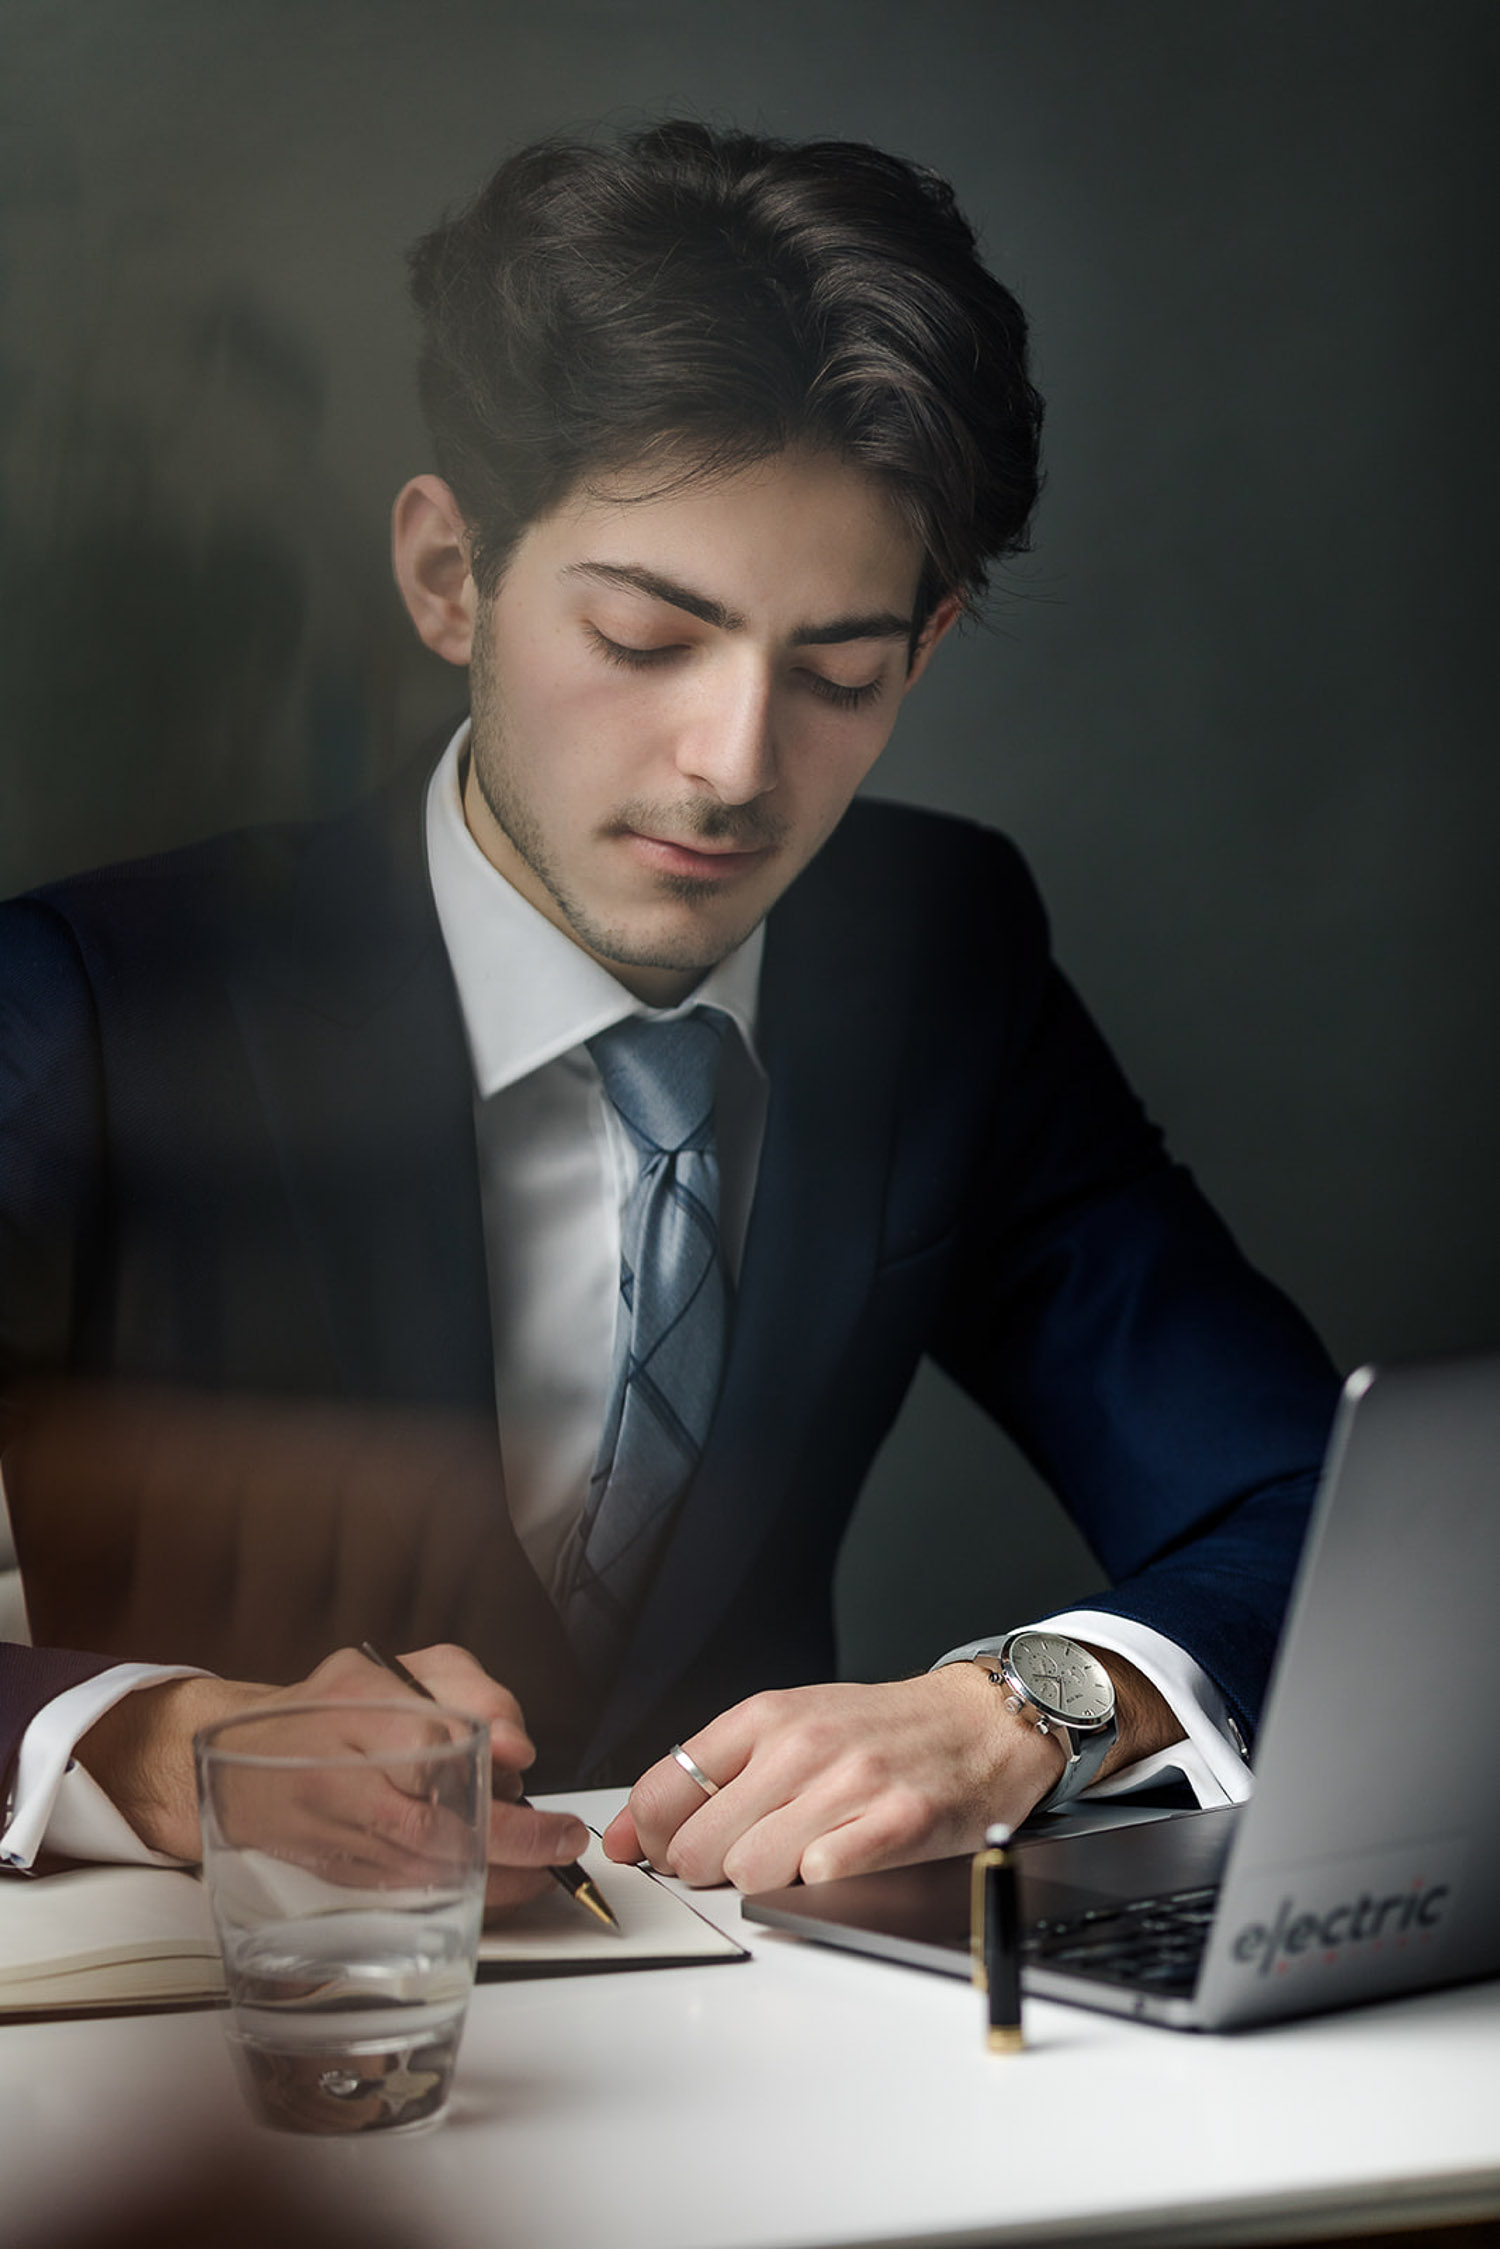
[358,1640,621,1932]
[970,1822,1023,2053]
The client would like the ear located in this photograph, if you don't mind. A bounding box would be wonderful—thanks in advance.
[902,591,964,691]
[391,476,478,665]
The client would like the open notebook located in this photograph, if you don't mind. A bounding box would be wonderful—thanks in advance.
[0,1836,744,2020]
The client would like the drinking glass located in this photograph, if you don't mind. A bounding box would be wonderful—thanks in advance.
[195,1701,489,2135]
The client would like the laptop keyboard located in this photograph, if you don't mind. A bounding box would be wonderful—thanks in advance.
[1024,1885,1220,1995]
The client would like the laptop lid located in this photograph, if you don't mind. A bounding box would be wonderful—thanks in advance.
[1195,1351,1500,2026]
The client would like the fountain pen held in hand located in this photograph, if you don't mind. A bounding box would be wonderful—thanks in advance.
[358,1642,621,1933]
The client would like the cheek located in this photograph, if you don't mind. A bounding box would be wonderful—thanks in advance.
[786,716,895,831]
[493,628,586,731]
[498,630,668,762]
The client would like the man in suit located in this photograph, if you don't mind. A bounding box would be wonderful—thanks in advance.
[0,122,1338,1902]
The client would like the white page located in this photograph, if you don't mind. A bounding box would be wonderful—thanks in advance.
[479,1838,745,1970]
[0,1866,223,2009]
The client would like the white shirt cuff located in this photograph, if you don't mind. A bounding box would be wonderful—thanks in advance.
[933,1611,1254,1810]
[1,1664,206,1871]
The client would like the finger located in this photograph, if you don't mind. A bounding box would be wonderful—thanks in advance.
[355,1772,483,1879]
[287,1651,503,1769]
[399,1644,530,1736]
[622,1759,722,1871]
[684,1760,870,1890]
[623,1716,761,1869]
[648,1700,841,1883]
[388,1646,537,1786]
[489,1798,590,1870]
[600,1806,644,1863]
[796,1794,954,1887]
[309,1700,482,1812]
[716,1776,944,1894]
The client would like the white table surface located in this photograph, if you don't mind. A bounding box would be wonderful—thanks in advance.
[4,1788,1499,2249]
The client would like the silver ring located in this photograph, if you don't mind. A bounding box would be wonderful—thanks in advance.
[671,1743,720,1796]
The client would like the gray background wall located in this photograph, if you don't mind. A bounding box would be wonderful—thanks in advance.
[2,0,1494,1675]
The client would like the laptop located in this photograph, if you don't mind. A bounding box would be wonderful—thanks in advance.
[744,1351,1500,2028]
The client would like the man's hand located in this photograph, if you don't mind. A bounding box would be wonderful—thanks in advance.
[76,1643,589,1915]
[602,1648,1184,1891]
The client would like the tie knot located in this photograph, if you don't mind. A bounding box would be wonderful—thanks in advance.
[587,1008,727,1156]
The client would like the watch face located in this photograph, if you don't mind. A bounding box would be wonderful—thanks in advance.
[1007,1633,1115,1727]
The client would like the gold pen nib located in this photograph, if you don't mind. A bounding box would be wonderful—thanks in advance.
[573,1877,622,1933]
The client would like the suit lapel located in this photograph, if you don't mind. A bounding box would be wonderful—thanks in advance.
[227,761,496,1414]
[583,818,913,1768]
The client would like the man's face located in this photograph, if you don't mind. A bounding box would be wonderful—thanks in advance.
[457,448,954,1003]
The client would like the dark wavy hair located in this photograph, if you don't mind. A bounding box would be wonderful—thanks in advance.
[408,120,1044,626]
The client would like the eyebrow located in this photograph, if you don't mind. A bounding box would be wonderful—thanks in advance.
[563,561,913,645]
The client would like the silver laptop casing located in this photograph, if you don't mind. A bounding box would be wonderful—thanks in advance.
[1190,1352,1500,2027]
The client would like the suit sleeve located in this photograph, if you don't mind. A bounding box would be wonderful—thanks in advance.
[926,849,1342,1747]
[0,901,115,1801]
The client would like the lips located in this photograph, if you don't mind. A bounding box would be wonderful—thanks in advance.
[623,830,770,881]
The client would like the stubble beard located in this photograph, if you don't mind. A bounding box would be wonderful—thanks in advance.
[467,636,789,979]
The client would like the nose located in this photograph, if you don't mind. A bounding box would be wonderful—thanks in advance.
[674,654,778,804]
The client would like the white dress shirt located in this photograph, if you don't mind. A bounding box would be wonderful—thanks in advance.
[424,725,767,1600]
[0,724,1246,1868]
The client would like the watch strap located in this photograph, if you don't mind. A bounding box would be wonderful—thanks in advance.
[1028,1710,1115,1812]
[957,1635,1118,1815]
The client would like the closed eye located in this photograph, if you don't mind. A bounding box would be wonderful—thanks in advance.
[802,672,884,712]
[589,624,884,711]
[586,626,683,670]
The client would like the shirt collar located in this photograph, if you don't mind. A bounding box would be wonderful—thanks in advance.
[424,720,764,1098]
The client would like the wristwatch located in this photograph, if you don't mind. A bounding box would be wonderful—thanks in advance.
[962,1630,1118,1814]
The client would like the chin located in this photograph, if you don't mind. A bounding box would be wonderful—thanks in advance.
[585,910,746,979]
[605,935,733,978]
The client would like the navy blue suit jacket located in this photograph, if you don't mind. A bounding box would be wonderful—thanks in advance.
[0,756,1340,1798]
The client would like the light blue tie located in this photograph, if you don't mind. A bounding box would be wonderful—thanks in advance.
[561,1008,730,1675]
